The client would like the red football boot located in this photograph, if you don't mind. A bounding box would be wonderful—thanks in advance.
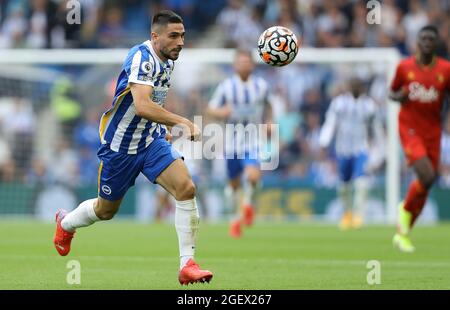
[242,204,254,226]
[178,259,213,285]
[229,219,242,238]
[53,209,75,256]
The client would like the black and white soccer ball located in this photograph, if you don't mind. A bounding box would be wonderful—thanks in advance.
[257,26,299,67]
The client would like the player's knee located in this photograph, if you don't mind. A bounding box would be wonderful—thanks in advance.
[229,179,241,190]
[247,169,260,186]
[421,171,437,190]
[247,172,260,185]
[175,179,196,201]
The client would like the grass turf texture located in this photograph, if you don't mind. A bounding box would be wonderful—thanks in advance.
[1,221,449,289]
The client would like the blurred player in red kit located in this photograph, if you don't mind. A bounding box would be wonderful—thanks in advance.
[390,25,450,252]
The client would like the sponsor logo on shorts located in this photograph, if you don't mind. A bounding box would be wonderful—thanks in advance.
[101,185,112,195]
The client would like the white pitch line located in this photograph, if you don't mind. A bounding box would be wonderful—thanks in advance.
[1,254,450,268]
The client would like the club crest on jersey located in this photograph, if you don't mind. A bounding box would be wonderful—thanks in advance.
[101,185,112,195]
[408,82,438,103]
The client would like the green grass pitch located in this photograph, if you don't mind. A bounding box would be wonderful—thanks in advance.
[1,220,449,289]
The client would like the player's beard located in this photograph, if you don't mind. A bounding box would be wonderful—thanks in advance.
[161,47,182,61]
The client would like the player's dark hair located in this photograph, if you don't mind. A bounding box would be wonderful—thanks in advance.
[419,25,439,36]
[152,10,183,28]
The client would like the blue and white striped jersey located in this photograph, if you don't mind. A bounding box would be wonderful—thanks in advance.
[99,40,174,154]
[209,74,269,155]
[319,92,383,157]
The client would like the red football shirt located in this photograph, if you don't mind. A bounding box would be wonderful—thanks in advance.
[391,56,450,138]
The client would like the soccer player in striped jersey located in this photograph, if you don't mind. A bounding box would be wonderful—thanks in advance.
[53,10,213,285]
[208,49,272,238]
[319,77,384,230]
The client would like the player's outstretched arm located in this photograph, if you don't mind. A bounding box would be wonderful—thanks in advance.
[207,83,232,120]
[207,105,232,120]
[389,63,408,104]
[389,88,408,103]
[131,82,201,141]
[318,100,337,149]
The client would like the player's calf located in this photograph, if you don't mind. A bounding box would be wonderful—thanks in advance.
[242,166,260,226]
[94,197,122,221]
[95,208,117,220]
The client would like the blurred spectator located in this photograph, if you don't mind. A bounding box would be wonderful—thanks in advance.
[276,100,302,174]
[302,111,322,161]
[98,5,125,48]
[402,0,429,54]
[348,1,369,47]
[163,0,195,31]
[301,88,327,121]
[234,3,265,48]
[77,145,99,184]
[0,2,27,48]
[216,0,249,47]
[297,1,319,47]
[377,29,396,48]
[48,138,79,187]
[78,0,103,48]
[0,0,447,54]
[380,0,402,37]
[0,126,14,181]
[1,98,35,180]
[50,77,82,140]
[73,107,101,153]
[279,64,328,109]
[51,0,84,48]
[73,107,101,184]
[439,113,450,188]
[122,0,150,35]
[278,101,301,147]
[26,0,57,48]
[27,157,50,184]
[316,2,348,47]
[276,4,301,41]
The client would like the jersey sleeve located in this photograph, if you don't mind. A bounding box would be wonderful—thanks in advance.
[366,97,377,117]
[366,97,384,142]
[209,82,226,108]
[127,48,155,87]
[390,62,404,91]
[319,98,337,148]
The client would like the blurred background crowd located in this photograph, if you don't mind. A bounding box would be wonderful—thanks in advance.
[0,0,449,218]
[0,0,449,54]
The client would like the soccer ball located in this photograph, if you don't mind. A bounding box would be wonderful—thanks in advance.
[257,26,299,67]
